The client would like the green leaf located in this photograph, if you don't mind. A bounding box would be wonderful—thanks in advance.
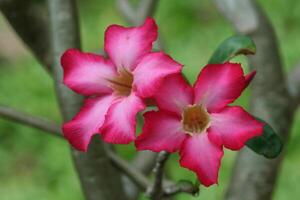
[246,117,283,158]
[208,35,256,64]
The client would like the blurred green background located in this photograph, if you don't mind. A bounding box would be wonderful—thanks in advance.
[0,0,300,199]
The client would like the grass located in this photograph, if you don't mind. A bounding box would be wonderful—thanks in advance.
[0,0,300,199]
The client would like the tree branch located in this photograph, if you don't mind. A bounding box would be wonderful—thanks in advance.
[147,151,169,200]
[0,104,153,194]
[132,150,158,174]
[47,0,127,200]
[287,61,300,107]
[107,149,151,191]
[117,0,158,26]
[0,105,199,199]
[108,150,199,199]
[0,105,62,138]
[137,0,159,25]
[116,0,163,50]
[116,0,137,25]
[0,0,52,72]
[163,181,199,197]
[214,1,294,200]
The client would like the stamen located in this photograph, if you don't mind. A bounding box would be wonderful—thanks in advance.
[107,67,133,96]
[182,105,210,135]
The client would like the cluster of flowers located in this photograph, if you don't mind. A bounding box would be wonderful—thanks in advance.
[61,18,263,186]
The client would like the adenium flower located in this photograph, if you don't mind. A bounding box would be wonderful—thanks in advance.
[61,18,182,151]
[135,62,264,186]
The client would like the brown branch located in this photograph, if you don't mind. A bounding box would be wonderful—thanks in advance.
[147,151,169,200]
[0,105,153,194]
[124,151,158,199]
[107,149,151,190]
[108,150,199,199]
[0,105,62,138]
[0,0,52,72]
[0,105,198,199]
[163,181,199,197]
[132,150,158,174]
[0,104,151,199]
[47,0,127,200]
[0,105,145,200]
[214,1,294,200]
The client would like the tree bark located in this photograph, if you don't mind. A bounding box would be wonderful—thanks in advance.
[0,0,51,72]
[287,61,300,106]
[214,1,295,200]
[47,0,127,199]
[117,0,158,26]
[0,105,61,138]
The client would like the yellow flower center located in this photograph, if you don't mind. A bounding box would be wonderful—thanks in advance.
[182,105,210,135]
[108,67,133,96]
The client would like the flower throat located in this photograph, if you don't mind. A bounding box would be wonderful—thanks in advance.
[108,68,133,96]
[182,105,210,135]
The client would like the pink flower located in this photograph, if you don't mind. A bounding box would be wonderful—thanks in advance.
[61,18,182,151]
[135,62,263,186]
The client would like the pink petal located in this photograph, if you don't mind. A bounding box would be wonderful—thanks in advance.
[100,93,145,144]
[135,111,187,153]
[61,49,117,96]
[244,71,256,88]
[153,73,193,115]
[62,95,115,151]
[104,18,157,71]
[208,106,264,150]
[179,134,224,187]
[133,52,183,98]
[194,62,247,112]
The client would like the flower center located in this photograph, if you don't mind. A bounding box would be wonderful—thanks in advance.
[108,68,133,96]
[182,105,210,135]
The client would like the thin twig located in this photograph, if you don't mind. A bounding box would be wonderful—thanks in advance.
[0,106,198,198]
[0,105,62,138]
[163,180,199,197]
[0,105,151,193]
[109,150,199,198]
[107,149,151,190]
[132,151,158,174]
[109,149,199,198]
[0,104,150,193]
[147,151,169,200]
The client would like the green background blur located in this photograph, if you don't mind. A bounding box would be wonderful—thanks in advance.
[0,0,300,199]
